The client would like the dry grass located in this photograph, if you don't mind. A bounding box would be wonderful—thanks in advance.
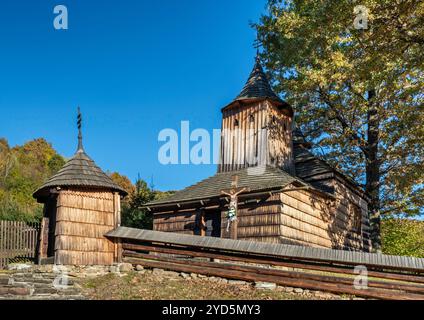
[79,271,332,300]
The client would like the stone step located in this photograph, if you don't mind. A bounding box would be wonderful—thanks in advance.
[0,267,87,300]
[33,282,54,288]
[0,285,31,296]
[33,287,59,295]
[4,281,31,288]
[57,288,81,295]
[12,278,55,285]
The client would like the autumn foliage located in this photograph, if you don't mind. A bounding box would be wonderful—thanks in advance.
[0,138,65,222]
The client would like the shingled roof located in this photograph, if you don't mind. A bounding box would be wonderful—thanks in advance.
[33,150,127,200]
[293,128,311,148]
[147,166,298,207]
[293,129,366,196]
[222,55,292,115]
[234,56,284,103]
[33,110,127,200]
[293,129,333,180]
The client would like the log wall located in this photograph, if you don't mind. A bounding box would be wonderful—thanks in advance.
[151,186,370,252]
[279,184,370,251]
[153,209,197,235]
[219,101,294,173]
[221,193,283,243]
[267,104,294,174]
[332,180,371,251]
[54,190,120,265]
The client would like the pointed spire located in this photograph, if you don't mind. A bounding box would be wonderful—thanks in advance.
[234,30,284,103]
[234,55,282,103]
[77,107,84,152]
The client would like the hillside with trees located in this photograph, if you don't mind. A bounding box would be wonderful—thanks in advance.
[0,137,171,229]
[0,138,65,222]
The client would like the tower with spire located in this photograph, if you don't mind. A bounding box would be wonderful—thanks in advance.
[148,50,371,252]
[218,54,295,174]
[33,109,127,266]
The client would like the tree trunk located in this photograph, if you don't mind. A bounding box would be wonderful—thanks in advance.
[365,89,381,252]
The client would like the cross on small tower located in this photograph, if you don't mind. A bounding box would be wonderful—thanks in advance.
[77,107,84,152]
[221,175,250,239]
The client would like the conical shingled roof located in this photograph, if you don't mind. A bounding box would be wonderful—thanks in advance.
[235,56,283,103]
[33,149,127,200]
[33,109,127,200]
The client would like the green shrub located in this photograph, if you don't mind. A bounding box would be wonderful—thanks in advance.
[381,218,424,258]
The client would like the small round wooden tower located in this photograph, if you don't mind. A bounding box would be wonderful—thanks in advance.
[33,109,127,265]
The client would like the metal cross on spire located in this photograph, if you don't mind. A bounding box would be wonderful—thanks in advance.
[253,30,263,60]
[77,107,84,152]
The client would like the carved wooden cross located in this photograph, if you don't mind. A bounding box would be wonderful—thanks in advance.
[221,175,249,240]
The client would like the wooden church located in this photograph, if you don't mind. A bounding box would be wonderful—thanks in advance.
[33,110,128,265]
[147,56,372,252]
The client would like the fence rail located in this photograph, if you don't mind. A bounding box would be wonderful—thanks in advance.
[0,220,40,269]
[106,227,424,300]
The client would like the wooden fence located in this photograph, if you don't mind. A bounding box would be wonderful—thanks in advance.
[107,227,424,300]
[0,220,40,269]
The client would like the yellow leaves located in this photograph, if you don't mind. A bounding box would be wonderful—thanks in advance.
[260,0,424,218]
[276,11,307,39]
[295,50,354,90]
[331,51,350,69]
[110,172,136,195]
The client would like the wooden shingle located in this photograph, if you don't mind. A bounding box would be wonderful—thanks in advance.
[147,165,297,206]
[33,150,127,200]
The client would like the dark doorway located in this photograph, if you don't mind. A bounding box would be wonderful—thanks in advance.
[45,197,57,258]
[204,210,221,237]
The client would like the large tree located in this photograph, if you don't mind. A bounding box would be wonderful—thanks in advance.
[257,0,424,250]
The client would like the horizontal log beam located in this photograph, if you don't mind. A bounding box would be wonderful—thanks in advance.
[109,227,424,274]
[123,255,424,300]
[122,242,424,284]
[124,250,424,295]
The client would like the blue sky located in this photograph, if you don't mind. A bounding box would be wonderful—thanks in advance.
[0,0,269,191]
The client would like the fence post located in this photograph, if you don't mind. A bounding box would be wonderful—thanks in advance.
[37,218,49,264]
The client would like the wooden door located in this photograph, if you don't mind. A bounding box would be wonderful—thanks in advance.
[204,211,221,237]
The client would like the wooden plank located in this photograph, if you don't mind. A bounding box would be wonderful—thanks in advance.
[107,227,424,273]
[125,250,424,294]
[38,217,49,262]
[124,255,424,300]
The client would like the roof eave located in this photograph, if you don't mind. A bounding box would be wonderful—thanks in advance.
[146,181,335,212]
[221,97,293,117]
[145,179,312,211]
[33,184,128,201]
